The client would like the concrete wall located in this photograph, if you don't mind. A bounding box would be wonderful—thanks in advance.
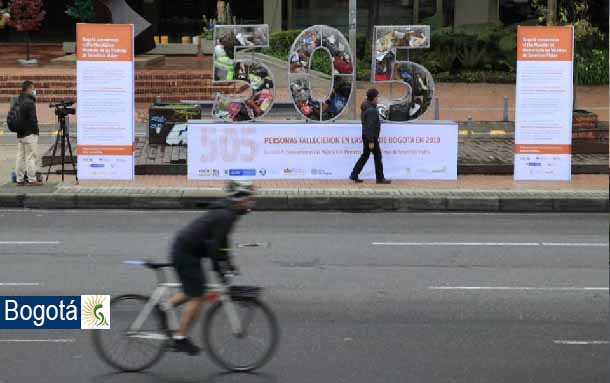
[264,0,283,32]
[455,0,499,26]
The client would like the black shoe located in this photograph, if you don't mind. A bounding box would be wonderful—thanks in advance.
[376,179,391,185]
[349,175,363,183]
[172,337,201,355]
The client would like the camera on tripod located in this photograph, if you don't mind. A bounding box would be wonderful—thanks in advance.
[49,100,76,117]
[45,99,78,183]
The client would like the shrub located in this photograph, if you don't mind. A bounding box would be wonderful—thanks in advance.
[575,49,609,85]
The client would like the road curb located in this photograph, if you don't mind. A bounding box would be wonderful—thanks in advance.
[0,192,607,212]
[0,193,24,208]
[499,198,554,212]
[446,197,499,211]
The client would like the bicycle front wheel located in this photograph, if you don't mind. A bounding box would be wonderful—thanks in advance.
[91,294,167,372]
[203,297,279,372]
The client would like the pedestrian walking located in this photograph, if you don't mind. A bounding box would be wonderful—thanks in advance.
[8,80,41,186]
[350,88,391,184]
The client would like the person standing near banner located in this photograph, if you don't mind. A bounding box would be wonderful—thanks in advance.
[350,88,391,184]
[12,81,41,186]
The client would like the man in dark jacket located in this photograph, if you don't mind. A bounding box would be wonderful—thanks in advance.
[14,81,41,186]
[166,180,255,355]
[350,88,391,184]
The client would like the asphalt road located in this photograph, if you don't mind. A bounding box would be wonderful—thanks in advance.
[0,211,607,383]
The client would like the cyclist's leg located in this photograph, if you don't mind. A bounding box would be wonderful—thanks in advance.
[171,250,208,337]
[168,243,201,308]
[168,292,190,308]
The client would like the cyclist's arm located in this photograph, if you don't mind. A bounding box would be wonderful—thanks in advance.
[209,216,236,273]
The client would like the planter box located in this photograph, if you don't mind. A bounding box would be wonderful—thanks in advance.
[202,39,214,55]
[148,43,198,56]
[63,42,76,54]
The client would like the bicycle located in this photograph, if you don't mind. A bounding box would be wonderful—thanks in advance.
[91,260,280,373]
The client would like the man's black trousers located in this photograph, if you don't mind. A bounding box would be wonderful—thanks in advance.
[350,136,385,181]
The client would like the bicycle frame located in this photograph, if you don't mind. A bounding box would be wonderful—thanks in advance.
[127,263,243,341]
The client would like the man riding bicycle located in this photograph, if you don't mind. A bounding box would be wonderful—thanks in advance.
[167,180,255,355]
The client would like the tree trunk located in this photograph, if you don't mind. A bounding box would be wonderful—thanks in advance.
[443,0,455,28]
[367,0,380,43]
[26,32,30,61]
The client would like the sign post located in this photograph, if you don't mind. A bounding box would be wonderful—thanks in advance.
[76,23,135,180]
[514,26,574,181]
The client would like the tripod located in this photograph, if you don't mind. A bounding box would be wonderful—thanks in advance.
[45,112,78,184]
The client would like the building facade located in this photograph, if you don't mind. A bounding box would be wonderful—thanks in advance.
[2,0,531,43]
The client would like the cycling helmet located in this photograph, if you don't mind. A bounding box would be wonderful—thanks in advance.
[226,180,255,199]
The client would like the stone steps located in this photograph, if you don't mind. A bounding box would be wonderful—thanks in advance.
[0,72,248,103]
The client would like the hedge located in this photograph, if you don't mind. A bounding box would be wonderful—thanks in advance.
[261,26,608,85]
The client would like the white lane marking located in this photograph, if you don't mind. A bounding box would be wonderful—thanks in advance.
[373,242,608,247]
[374,242,539,246]
[0,339,75,343]
[0,282,41,286]
[542,242,609,247]
[430,286,609,291]
[553,340,609,345]
[0,241,60,245]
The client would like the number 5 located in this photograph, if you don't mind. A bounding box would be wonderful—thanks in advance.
[372,25,435,121]
[212,25,275,122]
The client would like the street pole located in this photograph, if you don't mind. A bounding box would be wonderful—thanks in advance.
[547,0,557,25]
[349,0,357,121]
[287,0,293,30]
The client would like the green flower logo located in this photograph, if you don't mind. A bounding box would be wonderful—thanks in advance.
[83,296,108,327]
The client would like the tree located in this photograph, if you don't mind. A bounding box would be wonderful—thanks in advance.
[367,0,380,43]
[8,0,45,63]
[66,0,95,21]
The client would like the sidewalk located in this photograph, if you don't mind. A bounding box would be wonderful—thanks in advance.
[0,175,607,212]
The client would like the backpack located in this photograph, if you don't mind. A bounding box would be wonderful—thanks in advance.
[6,97,21,133]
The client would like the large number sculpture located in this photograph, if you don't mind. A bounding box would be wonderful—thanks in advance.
[211,25,275,122]
[372,25,435,121]
[209,24,434,122]
[288,25,355,122]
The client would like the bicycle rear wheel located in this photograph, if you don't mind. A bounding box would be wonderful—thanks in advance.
[203,297,279,372]
[91,294,167,372]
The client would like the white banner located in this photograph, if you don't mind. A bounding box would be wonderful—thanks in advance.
[514,26,574,181]
[76,24,135,180]
[188,122,458,180]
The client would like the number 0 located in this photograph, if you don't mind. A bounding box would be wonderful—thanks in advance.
[288,25,355,122]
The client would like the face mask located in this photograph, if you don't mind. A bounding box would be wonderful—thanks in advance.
[31,90,37,97]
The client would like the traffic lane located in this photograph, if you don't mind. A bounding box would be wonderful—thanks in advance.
[0,211,606,239]
[0,256,606,327]
[0,211,607,271]
[0,295,606,383]
[0,237,606,270]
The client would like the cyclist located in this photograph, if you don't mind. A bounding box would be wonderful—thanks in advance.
[166,180,255,355]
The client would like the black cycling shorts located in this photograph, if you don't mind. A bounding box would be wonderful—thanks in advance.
[171,245,207,298]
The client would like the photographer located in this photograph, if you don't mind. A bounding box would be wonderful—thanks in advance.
[12,81,41,186]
